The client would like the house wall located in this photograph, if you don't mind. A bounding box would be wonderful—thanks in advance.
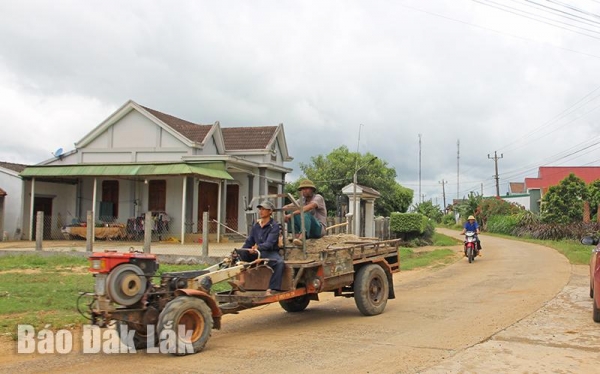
[21,180,77,240]
[501,194,530,210]
[0,168,24,240]
[76,176,186,237]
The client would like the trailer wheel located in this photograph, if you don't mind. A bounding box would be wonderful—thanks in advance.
[354,264,389,316]
[279,294,310,312]
[116,321,156,350]
[157,296,213,355]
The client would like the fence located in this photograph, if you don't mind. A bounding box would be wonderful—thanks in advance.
[25,211,395,252]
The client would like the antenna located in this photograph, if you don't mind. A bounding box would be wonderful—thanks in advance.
[52,147,64,160]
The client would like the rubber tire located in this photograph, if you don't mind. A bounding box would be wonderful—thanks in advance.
[157,296,213,355]
[594,295,600,323]
[354,264,389,316]
[116,320,156,350]
[467,247,474,263]
[591,284,594,299]
[279,294,310,312]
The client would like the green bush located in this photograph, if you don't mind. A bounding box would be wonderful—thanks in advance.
[487,215,520,235]
[441,214,456,226]
[390,212,425,234]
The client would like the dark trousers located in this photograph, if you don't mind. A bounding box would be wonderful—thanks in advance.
[289,213,323,239]
[238,250,284,291]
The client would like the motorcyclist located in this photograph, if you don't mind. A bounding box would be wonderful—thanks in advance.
[460,215,482,256]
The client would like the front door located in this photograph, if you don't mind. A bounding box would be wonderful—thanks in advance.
[226,185,239,231]
[33,197,53,240]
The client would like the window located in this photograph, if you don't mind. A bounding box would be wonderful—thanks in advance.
[149,180,166,211]
[101,180,119,218]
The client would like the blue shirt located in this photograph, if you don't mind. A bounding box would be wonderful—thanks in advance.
[464,221,479,232]
[242,218,280,252]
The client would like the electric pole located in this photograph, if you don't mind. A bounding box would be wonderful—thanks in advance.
[488,151,504,197]
[439,179,447,213]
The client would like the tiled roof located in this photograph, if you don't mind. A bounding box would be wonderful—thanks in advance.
[0,187,6,196]
[0,161,28,173]
[222,126,277,150]
[142,106,212,144]
[525,166,600,190]
[509,182,526,194]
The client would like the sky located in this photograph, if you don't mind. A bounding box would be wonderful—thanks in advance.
[2,0,600,208]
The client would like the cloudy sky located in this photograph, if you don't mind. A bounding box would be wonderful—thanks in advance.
[2,0,600,206]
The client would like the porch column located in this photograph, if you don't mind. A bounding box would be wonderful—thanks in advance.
[181,176,187,245]
[29,178,35,240]
[364,199,376,238]
[92,178,97,244]
[217,180,222,243]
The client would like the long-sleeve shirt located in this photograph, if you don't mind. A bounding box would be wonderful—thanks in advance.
[242,218,280,252]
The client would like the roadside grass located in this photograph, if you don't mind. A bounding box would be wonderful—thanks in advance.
[514,237,590,265]
[399,248,456,271]
[0,254,221,339]
[432,232,461,246]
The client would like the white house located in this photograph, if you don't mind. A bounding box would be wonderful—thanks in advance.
[0,162,27,241]
[19,100,293,243]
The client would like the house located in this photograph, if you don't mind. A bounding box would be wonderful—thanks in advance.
[18,100,293,242]
[509,166,600,213]
[0,162,28,240]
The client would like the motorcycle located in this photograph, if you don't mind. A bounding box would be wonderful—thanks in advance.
[464,231,479,263]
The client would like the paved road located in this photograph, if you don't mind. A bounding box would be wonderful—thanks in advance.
[3,229,599,373]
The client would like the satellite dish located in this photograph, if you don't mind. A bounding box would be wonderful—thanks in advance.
[52,147,64,160]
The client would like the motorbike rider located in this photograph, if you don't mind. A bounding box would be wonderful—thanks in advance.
[460,215,482,256]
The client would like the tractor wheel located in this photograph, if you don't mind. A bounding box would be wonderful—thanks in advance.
[279,294,310,312]
[157,296,213,355]
[116,321,156,350]
[354,264,389,316]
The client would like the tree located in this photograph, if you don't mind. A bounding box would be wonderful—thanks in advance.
[541,173,587,224]
[411,200,443,223]
[588,179,600,219]
[285,146,413,216]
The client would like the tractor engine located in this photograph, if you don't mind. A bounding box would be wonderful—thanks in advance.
[89,251,158,326]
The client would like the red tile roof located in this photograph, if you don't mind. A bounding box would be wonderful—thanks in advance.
[525,166,600,190]
[0,161,28,173]
[221,126,277,150]
[142,106,212,144]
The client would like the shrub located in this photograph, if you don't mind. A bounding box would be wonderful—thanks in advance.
[441,213,456,226]
[487,215,519,235]
[390,213,425,234]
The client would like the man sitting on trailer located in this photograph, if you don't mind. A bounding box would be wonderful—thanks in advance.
[238,200,284,295]
[283,179,327,246]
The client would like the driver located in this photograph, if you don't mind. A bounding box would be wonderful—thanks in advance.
[460,215,482,256]
[237,200,284,295]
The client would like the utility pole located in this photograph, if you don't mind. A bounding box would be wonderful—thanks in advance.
[418,134,422,203]
[439,179,447,213]
[488,151,504,197]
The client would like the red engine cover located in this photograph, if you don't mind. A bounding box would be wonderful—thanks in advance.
[89,251,157,273]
